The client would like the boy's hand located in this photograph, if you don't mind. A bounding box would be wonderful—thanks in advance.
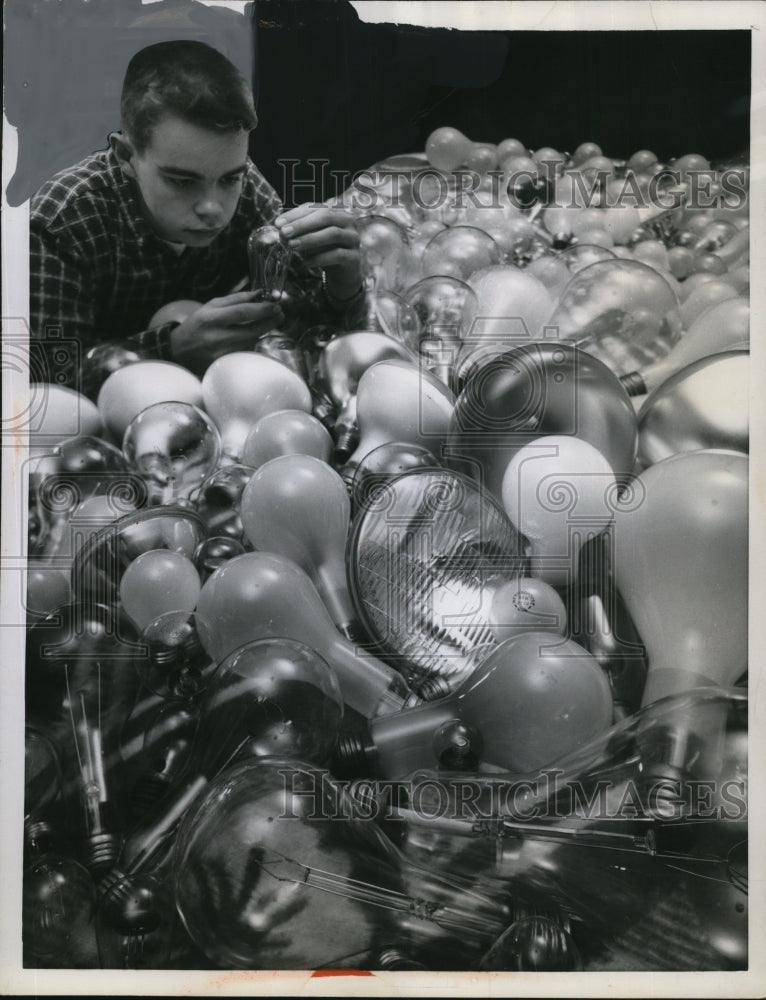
[169,291,284,371]
[274,204,363,301]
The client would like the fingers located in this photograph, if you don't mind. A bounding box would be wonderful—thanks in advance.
[275,205,358,241]
[282,225,361,261]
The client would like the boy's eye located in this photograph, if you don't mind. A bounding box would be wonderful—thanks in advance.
[165,176,195,189]
[221,174,244,188]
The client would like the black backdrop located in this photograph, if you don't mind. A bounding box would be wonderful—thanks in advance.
[251,1,750,204]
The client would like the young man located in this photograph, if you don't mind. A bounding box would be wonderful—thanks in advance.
[30,39,364,386]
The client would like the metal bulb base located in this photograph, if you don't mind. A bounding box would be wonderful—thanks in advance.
[86,831,120,874]
[619,370,648,397]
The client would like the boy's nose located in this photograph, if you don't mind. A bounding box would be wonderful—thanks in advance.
[195,198,223,225]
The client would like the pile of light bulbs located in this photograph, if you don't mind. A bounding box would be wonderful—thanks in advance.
[23,125,749,972]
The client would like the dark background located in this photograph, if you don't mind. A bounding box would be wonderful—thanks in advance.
[252,1,751,203]
[5,0,751,206]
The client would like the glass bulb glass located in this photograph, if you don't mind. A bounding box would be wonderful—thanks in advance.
[195,551,416,719]
[420,226,502,281]
[348,468,524,692]
[96,361,203,443]
[194,536,247,583]
[446,342,638,503]
[488,576,568,642]
[425,126,472,172]
[95,870,177,969]
[356,214,411,293]
[349,441,441,513]
[637,351,748,467]
[247,224,293,298]
[119,548,201,632]
[28,383,104,454]
[240,454,359,638]
[122,401,221,506]
[191,463,254,543]
[403,276,478,384]
[501,435,618,588]
[201,352,312,462]
[242,409,333,470]
[24,852,98,967]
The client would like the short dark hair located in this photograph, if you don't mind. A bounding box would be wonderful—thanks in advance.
[121,40,258,151]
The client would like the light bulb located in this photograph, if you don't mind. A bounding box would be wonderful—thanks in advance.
[201,352,312,462]
[501,435,618,588]
[173,756,517,970]
[349,440,441,513]
[446,342,638,504]
[191,463,254,543]
[620,295,749,397]
[479,916,581,971]
[247,224,293,298]
[135,611,215,701]
[25,602,143,873]
[679,278,739,328]
[123,699,200,817]
[343,359,455,476]
[193,536,247,583]
[348,468,524,693]
[240,454,360,639]
[420,225,502,281]
[26,562,74,620]
[72,506,206,608]
[97,361,203,443]
[119,549,201,632]
[28,383,103,454]
[356,214,411,293]
[241,409,333,470]
[122,400,221,506]
[194,551,417,718]
[372,287,423,354]
[104,638,345,887]
[425,126,473,172]
[546,258,683,376]
[612,450,748,809]
[78,341,152,401]
[35,491,141,572]
[336,631,613,780]
[488,577,568,642]
[25,725,64,826]
[636,351,748,467]
[95,870,177,969]
[403,276,478,384]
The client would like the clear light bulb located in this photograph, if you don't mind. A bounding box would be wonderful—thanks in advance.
[78,341,152,401]
[612,450,748,812]
[191,463,254,543]
[247,224,293,298]
[201,352,312,462]
[335,631,613,779]
[240,454,360,639]
[500,435,618,588]
[25,725,63,828]
[636,351,748,467]
[26,561,73,620]
[403,276,478,385]
[242,408,333,470]
[95,870,177,969]
[122,400,221,506]
[348,468,524,693]
[195,551,418,718]
[372,288,423,354]
[356,214,411,293]
[173,756,516,970]
[123,699,200,818]
[103,638,345,888]
[420,225,502,281]
[479,916,581,971]
[193,536,247,583]
[620,295,749,397]
[446,342,638,504]
[546,258,683,377]
[119,548,201,632]
[349,440,441,514]
[96,361,204,443]
[343,359,455,477]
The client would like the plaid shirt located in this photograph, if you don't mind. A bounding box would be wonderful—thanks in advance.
[30,146,353,387]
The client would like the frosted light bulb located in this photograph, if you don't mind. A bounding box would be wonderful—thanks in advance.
[489,577,567,642]
[612,450,748,809]
[173,757,514,970]
[501,435,618,588]
[195,551,417,718]
[201,352,312,462]
[247,224,292,298]
[317,331,417,411]
[446,342,637,503]
[620,296,749,396]
[119,549,201,632]
[403,276,478,384]
[420,226,502,281]
[28,383,103,453]
[335,632,613,779]
[637,351,748,467]
[242,409,333,469]
[344,359,455,476]
[348,468,524,693]
[191,463,254,542]
[97,361,203,443]
[240,454,360,638]
[425,126,473,171]
[122,401,221,506]
[546,258,683,376]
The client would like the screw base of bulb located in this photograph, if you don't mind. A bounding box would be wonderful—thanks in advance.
[619,370,647,397]
[375,946,428,971]
[417,675,452,702]
[332,730,373,778]
[130,774,172,818]
[85,831,120,874]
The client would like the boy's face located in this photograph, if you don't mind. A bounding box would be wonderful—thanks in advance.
[124,115,249,246]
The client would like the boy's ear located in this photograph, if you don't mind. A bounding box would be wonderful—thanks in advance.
[109,131,138,179]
